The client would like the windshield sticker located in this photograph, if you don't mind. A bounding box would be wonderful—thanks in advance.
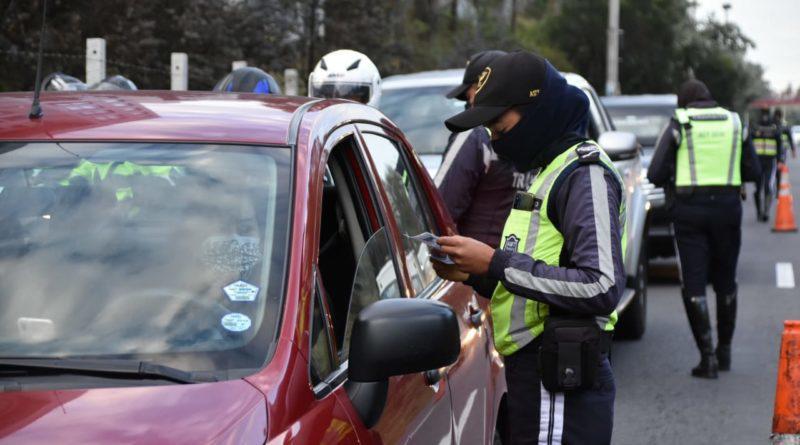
[223,280,260,302]
[202,235,262,274]
[221,313,252,332]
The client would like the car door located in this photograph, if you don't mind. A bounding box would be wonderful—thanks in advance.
[308,126,456,445]
[358,126,496,444]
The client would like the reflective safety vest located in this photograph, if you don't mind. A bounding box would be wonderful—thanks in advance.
[752,123,780,157]
[490,141,626,356]
[60,160,182,201]
[674,107,742,188]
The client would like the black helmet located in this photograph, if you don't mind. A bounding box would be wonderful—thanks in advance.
[213,67,282,94]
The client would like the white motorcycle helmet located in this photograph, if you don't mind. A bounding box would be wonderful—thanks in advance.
[309,49,381,107]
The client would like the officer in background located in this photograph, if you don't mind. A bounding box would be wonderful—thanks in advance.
[648,80,760,378]
[751,107,782,221]
[434,51,624,444]
[774,108,797,187]
[436,50,534,248]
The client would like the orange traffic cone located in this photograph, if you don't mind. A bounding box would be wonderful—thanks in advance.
[772,321,800,443]
[774,163,798,232]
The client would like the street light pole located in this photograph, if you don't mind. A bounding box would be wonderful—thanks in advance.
[605,0,620,96]
[722,2,731,23]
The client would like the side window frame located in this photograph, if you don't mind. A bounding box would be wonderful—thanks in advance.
[355,124,446,299]
[359,126,439,233]
[309,125,408,397]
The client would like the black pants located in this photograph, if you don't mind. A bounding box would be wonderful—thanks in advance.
[672,197,742,297]
[755,155,776,218]
[504,340,615,445]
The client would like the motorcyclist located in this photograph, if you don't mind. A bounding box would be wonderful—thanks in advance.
[308,49,381,106]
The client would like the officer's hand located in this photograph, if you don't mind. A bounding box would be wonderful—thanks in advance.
[437,235,495,275]
[432,260,469,282]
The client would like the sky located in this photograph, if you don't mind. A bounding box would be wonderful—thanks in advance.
[695,0,800,94]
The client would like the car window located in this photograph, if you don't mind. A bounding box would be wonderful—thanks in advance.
[310,286,335,385]
[315,138,402,372]
[0,142,291,375]
[361,132,438,295]
[378,85,464,156]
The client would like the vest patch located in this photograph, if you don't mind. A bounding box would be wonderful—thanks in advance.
[503,234,520,252]
[576,143,601,163]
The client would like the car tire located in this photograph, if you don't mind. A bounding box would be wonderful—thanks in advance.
[616,239,648,340]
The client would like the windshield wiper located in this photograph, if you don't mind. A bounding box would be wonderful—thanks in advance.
[0,358,212,385]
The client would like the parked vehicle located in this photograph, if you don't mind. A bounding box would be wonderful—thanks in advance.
[380,70,649,339]
[0,91,506,444]
[602,94,677,260]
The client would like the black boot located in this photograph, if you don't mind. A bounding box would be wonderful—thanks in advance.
[754,192,765,221]
[682,294,719,379]
[716,289,737,371]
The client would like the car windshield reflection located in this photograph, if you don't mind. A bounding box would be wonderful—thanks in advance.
[0,142,291,376]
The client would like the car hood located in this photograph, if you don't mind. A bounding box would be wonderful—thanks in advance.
[0,379,267,444]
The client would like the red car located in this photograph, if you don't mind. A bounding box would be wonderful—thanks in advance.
[0,91,506,444]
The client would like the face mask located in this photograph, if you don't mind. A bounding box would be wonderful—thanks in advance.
[490,113,539,172]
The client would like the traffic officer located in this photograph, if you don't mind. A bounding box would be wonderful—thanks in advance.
[751,107,782,221]
[648,79,760,378]
[436,49,535,248]
[433,51,624,444]
[774,108,797,187]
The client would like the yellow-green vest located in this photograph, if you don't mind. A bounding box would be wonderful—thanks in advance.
[674,107,742,188]
[61,160,181,201]
[490,141,625,356]
[752,123,779,157]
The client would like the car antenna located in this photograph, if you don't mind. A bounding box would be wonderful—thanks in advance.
[29,0,49,119]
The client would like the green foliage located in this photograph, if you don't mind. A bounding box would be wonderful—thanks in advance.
[0,0,770,109]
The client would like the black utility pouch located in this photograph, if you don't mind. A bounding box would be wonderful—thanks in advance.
[538,317,608,392]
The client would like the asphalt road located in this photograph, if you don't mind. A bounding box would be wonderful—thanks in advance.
[612,156,800,445]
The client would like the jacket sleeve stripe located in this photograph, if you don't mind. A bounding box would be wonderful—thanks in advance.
[502,165,616,299]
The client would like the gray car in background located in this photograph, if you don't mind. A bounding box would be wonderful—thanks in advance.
[380,69,650,339]
[602,95,677,260]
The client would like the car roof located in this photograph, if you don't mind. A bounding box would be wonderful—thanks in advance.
[601,94,678,107]
[0,91,378,146]
[382,69,465,90]
[382,68,597,92]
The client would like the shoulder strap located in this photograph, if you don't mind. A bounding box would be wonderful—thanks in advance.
[546,144,623,230]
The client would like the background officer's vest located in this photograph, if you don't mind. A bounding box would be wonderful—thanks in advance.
[674,107,742,189]
[752,123,780,157]
[490,141,625,356]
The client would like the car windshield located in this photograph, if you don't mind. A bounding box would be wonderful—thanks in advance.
[379,85,464,155]
[0,142,291,376]
[605,105,674,147]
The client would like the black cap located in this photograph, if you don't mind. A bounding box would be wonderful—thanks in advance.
[446,50,507,100]
[445,51,548,132]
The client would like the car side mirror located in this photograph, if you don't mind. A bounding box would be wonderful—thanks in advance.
[349,298,460,383]
[598,131,639,161]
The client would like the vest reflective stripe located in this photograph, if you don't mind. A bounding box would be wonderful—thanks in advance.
[491,142,624,356]
[754,138,778,156]
[674,107,742,187]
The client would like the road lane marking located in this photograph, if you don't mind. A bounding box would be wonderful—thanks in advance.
[776,262,795,289]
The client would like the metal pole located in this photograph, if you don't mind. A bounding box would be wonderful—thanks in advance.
[284,69,299,96]
[171,52,188,91]
[605,0,620,96]
[86,38,106,86]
